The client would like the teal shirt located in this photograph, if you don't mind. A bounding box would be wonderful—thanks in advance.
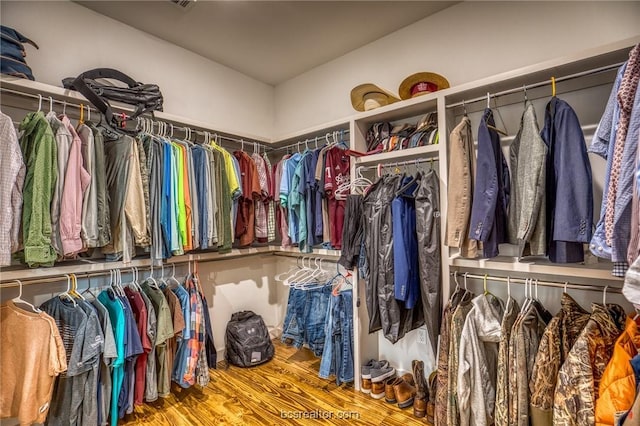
[98,290,125,426]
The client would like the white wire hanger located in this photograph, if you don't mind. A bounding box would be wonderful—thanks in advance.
[12,279,41,313]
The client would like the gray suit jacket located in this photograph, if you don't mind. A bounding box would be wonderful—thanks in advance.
[508,101,547,257]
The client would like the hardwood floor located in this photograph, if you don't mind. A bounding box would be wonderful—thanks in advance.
[120,340,428,425]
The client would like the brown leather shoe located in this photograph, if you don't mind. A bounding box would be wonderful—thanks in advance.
[371,381,385,400]
[385,377,400,403]
[361,378,372,394]
[393,374,416,409]
[401,372,415,387]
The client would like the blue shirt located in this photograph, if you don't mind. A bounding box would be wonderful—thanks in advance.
[392,175,420,309]
[591,62,640,269]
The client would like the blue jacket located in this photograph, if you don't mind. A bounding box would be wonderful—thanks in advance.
[468,108,510,258]
[541,97,593,263]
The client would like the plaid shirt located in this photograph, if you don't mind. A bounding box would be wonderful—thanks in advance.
[263,153,277,242]
[251,153,269,241]
[180,273,203,387]
[0,112,25,265]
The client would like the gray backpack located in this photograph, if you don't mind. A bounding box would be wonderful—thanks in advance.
[225,311,274,367]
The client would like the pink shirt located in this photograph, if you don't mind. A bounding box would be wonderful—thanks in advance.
[60,116,90,256]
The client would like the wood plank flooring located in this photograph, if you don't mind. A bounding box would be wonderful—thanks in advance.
[120,340,428,425]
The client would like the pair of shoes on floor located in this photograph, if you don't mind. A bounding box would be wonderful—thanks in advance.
[412,360,436,424]
[361,359,395,396]
[384,373,416,408]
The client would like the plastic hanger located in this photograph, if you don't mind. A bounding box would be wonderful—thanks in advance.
[70,274,86,301]
[79,103,85,125]
[563,281,569,293]
[12,280,41,313]
[505,276,512,311]
[551,76,556,97]
[167,263,182,288]
[603,285,609,305]
[483,274,490,296]
[60,274,78,307]
[37,94,43,112]
[275,257,301,282]
[48,96,53,113]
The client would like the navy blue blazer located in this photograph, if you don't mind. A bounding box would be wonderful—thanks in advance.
[468,108,510,258]
[541,97,593,263]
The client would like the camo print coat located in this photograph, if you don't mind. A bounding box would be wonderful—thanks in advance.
[530,293,590,426]
[435,288,471,426]
[552,303,626,426]
[447,297,474,426]
[494,297,520,426]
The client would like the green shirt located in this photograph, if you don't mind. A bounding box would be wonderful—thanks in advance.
[19,111,57,267]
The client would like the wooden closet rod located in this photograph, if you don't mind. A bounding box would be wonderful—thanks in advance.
[446,61,625,109]
[451,272,623,294]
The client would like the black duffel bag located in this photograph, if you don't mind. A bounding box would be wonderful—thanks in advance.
[62,68,163,134]
[225,310,274,368]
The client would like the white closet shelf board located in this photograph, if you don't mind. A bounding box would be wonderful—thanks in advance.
[274,246,341,259]
[272,117,352,147]
[353,92,439,127]
[442,36,640,107]
[0,76,270,143]
[449,255,623,282]
[0,246,344,284]
[355,144,440,166]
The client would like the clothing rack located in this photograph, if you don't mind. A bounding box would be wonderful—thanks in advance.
[271,128,350,153]
[0,261,192,289]
[446,61,625,109]
[0,86,272,151]
[451,272,623,294]
[357,156,438,170]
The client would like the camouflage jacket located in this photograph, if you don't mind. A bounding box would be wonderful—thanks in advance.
[530,293,590,426]
[447,297,474,426]
[552,303,626,426]
[495,297,520,426]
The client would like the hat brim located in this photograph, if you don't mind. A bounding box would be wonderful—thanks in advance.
[399,72,450,100]
[350,83,401,112]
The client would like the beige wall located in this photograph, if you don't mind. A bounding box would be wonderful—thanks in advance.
[274,1,640,137]
[0,0,275,138]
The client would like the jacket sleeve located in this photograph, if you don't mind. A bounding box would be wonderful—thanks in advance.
[552,105,593,243]
[530,318,561,422]
[468,122,498,242]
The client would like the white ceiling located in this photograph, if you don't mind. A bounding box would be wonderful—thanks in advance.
[76,1,456,85]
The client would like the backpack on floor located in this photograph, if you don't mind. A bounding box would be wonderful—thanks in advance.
[225,310,274,367]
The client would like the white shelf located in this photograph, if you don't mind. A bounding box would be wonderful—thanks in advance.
[355,144,440,166]
[0,245,341,284]
[449,255,623,282]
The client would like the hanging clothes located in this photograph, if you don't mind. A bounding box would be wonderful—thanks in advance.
[0,301,67,425]
[445,115,478,258]
[468,108,510,259]
[541,97,593,264]
[0,111,25,266]
[592,45,640,277]
[86,122,111,248]
[553,303,626,425]
[18,111,57,267]
[234,150,261,247]
[494,296,519,426]
[77,122,98,248]
[415,169,442,357]
[318,288,354,386]
[434,287,471,426]
[529,292,590,426]
[457,293,505,426]
[595,316,640,426]
[323,146,350,250]
[508,101,547,258]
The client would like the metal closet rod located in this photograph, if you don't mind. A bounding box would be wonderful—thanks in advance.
[446,61,625,109]
[451,272,623,294]
[357,156,439,170]
[1,87,271,151]
[0,260,191,288]
[272,128,350,153]
[1,87,98,113]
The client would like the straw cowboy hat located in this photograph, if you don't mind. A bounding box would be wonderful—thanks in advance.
[399,72,450,100]
[350,83,400,112]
